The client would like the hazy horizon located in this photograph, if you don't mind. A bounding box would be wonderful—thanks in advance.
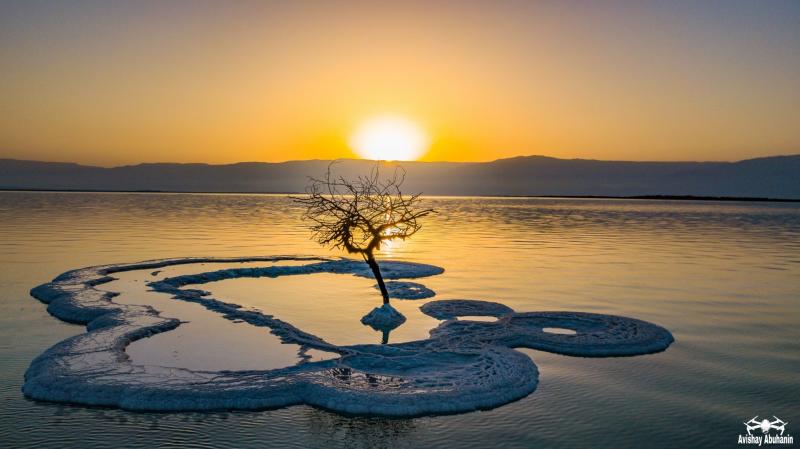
[4,151,800,168]
[4,153,799,199]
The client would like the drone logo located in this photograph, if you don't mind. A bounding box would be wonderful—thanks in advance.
[746,417,788,437]
[738,416,794,446]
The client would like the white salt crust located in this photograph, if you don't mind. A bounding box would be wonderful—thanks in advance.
[24,257,673,416]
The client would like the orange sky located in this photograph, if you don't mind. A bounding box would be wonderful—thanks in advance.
[1,1,799,166]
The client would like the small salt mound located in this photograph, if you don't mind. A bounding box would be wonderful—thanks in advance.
[381,281,435,300]
[420,299,514,320]
[360,304,406,331]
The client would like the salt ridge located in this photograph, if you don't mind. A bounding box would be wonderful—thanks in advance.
[23,257,673,416]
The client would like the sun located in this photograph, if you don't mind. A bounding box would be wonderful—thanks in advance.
[350,116,429,161]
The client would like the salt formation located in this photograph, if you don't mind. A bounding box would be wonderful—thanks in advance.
[423,301,676,357]
[382,281,436,300]
[24,256,673,416]
[420,299,514,320]
[360,304,407,331]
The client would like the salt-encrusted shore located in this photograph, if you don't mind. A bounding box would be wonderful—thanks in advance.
[24,256,673,416]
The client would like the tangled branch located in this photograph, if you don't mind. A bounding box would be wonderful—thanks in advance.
[291,162,434,258]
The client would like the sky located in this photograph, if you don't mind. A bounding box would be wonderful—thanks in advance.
[1,0,799,166]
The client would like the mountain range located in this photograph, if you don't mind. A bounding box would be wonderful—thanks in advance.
[1,155,798,199]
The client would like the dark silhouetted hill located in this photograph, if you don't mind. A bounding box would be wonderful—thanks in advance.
[1,155,798,199]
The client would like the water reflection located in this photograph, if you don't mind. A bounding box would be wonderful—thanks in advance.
[1,192,798,448]
[305,408,416,449]
[100,263,325,371]
[202,273,441,347]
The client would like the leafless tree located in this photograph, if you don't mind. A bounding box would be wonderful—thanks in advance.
[292,162,434,304]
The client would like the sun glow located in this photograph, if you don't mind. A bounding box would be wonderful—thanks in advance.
[350,116,429,161]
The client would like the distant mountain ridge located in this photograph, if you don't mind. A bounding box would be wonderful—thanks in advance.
[1,155,798,199]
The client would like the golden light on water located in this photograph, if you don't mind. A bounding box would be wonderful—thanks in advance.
[350,116,429,161]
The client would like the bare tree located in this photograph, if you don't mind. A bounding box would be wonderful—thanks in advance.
[292,162,434,305]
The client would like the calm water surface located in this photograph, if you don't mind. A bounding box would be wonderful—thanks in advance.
[0,192,798,448]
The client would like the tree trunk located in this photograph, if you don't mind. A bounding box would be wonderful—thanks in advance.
[366,253,390,304]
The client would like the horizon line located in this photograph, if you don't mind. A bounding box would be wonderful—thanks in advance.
[3,152,799,169]
[1,188,798,203]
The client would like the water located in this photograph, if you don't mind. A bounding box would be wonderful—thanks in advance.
[0,191,798,448]
[103,263,341,371]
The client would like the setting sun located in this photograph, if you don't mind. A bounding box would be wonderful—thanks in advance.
[350,117,429,161]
